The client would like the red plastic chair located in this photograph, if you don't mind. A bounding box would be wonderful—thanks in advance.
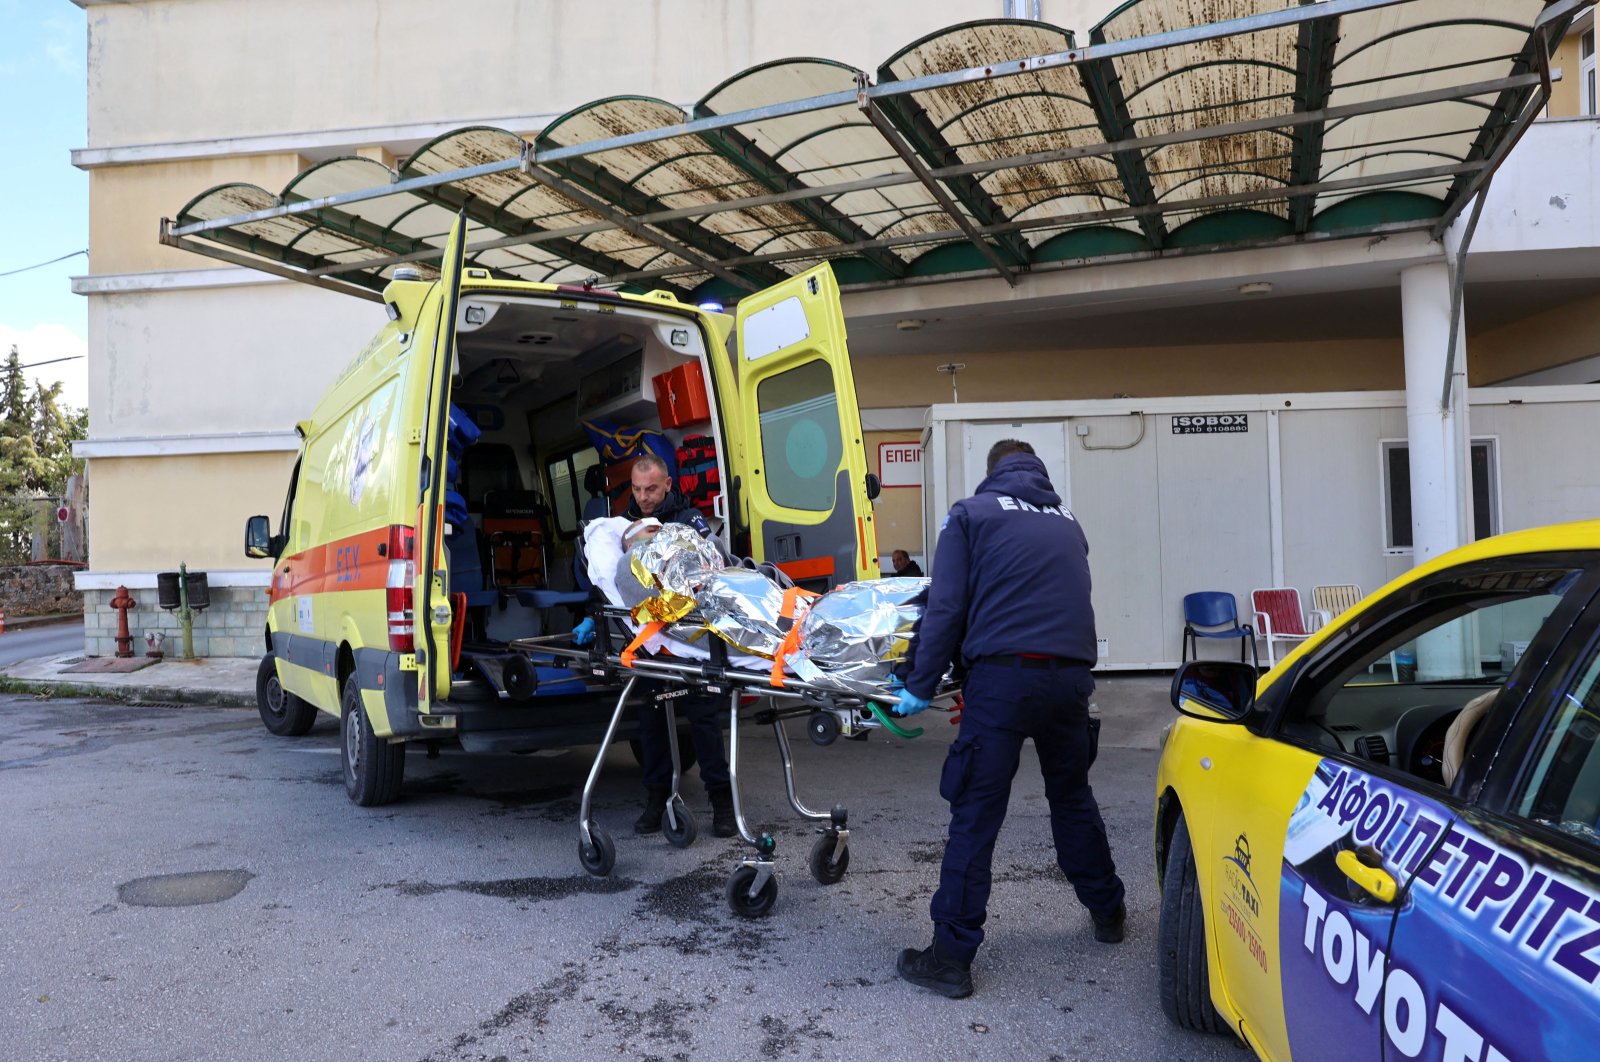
[1251,587,1314,669]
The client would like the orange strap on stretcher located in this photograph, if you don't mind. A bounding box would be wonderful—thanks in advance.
[768,586,821,687]
[621,621,665,668]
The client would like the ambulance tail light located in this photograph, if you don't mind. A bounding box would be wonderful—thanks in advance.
[386,524,416,652]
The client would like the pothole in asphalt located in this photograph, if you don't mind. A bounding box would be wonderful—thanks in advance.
[117,869,254,907]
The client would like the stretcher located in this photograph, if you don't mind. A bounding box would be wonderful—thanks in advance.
[513,602,960,918]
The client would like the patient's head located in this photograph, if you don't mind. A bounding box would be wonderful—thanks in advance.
[623,518,662,550]
[631,455,673,516]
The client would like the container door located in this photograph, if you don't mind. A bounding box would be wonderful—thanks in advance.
[416,211,467,705]
[731,263,876,591]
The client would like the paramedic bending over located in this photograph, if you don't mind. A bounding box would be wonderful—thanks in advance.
[892,439,1126,999]
[624,456,736,838]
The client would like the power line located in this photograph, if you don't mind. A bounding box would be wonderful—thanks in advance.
[0,250,88,278]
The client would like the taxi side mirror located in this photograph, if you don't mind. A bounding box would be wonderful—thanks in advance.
[865,473,882,501]
[1170,660,1257,722]
[245,515,273,559]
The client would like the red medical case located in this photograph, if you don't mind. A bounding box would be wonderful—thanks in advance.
[652,363,712,428]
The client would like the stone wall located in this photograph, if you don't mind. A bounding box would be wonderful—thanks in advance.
[0,564,84,617]
[81,585,269,658]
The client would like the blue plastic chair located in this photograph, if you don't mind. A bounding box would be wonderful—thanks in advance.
[1182,591,1259,668]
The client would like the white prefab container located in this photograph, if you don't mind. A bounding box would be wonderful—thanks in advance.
[922,386,1600,671]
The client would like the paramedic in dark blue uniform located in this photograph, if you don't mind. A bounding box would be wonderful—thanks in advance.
[624,455,736,838]
[893,439,1125,999]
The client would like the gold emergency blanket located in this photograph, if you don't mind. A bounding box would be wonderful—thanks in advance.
[628,523,725,623]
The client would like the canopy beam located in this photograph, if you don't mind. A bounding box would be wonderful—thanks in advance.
[1288,8,1342,235]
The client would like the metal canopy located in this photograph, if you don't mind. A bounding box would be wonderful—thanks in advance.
[161,0,1582,304]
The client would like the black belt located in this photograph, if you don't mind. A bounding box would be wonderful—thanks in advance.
[976,654,1090,670]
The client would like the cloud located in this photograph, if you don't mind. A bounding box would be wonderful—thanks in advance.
[0,322,88,411]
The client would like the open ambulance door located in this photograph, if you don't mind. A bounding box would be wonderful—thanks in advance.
[416,211,468,705]
[731,263,878,591]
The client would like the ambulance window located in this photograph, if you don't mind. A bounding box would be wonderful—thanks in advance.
[548,447,601,536]
[756,359,841,512]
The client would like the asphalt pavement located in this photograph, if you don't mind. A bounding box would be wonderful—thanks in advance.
[0,618,86,669]
[0,671,1244,1061]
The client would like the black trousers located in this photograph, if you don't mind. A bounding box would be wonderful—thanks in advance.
[636,690,730,792]
[931,660,1124,963]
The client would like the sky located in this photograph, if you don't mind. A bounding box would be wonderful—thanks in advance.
[0,1,88,410]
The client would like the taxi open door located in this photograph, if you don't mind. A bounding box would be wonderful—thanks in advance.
[729,263,879,591]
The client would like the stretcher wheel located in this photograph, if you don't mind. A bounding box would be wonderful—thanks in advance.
[662,798,697,848]
[725,865,779,918]
[807,711,840,746]
[808,832,850,885]
[578,828,616,877]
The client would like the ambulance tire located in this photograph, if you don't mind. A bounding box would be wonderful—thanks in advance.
[1158,815,1226,1034]
[256,653,318,737]
[341,675,405,807]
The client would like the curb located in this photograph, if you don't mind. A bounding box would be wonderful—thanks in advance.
[0,675,255,709]
[0,614,82,631]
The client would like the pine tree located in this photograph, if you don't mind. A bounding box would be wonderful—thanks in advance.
[0,345,88,562]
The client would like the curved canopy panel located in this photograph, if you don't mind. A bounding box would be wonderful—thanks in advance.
[163,0,1574,300]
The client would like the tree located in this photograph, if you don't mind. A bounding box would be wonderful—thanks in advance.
[0,345,88,562]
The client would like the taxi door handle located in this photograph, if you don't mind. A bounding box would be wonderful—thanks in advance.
[1336,847,1397,903]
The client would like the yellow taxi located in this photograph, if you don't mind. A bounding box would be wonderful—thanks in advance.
[1157,520,1600,1059]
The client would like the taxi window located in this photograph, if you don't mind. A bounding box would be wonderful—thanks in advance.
[756,359,841,512]
[1274,566,1583,789]
[1514,641,1600,849]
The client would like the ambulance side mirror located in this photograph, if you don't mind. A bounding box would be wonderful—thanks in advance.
[245,515,274,560]
[865,473,882,501]
[1170,660,1257,722]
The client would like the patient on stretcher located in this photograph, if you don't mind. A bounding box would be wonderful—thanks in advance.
[580,516,930,691]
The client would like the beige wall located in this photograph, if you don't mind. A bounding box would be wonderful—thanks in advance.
[87,451,296,572]
[853,336,1404,407]
[865,429,926,565]
[90,155,306,273]
[1470,289,1600,384]
[85,0,1070,147]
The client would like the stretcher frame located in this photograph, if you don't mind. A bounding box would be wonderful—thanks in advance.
[511,602,958,917]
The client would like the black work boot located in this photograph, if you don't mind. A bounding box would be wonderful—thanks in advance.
[634,787,669,835]
[1092,901,1127,944]
[896,941,973,999]
[707,784,738,838]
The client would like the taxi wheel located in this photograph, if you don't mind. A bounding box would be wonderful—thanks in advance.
[341,675,405,807]
[256,653,318,737]
[1158,815,1227,1034]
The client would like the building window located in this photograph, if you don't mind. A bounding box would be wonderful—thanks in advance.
[1382,439,1500,551]
[1583,29,1597,116]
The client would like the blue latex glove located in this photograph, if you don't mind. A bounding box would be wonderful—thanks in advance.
[572,617,596,646]
[893,688,930,717]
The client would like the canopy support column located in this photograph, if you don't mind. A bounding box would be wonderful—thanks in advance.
[1402,261,1476,679]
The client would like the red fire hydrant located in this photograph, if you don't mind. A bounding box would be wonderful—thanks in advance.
[110,585,137,658]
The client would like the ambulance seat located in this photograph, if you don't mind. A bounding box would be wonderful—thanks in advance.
[445,521,497,610]
[581,464,610,523]
[516,526,596,612]
[482,489,549,589]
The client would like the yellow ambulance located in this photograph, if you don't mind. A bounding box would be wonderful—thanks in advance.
[245,216,880,805]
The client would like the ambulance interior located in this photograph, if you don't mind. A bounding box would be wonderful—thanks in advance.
[444,290,728,658]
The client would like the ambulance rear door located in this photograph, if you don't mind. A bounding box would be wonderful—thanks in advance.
[415,211,468,705]
[730,263,878,591]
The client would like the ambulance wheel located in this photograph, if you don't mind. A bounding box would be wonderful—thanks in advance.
[256,653,317,737]
[579,828,616,877]
[340,675,405,807]
[1158,815,1226,1034]
[807,711,840,746]
[725,865,779,919]
[662,798,698,848]
[808,832,850,885]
